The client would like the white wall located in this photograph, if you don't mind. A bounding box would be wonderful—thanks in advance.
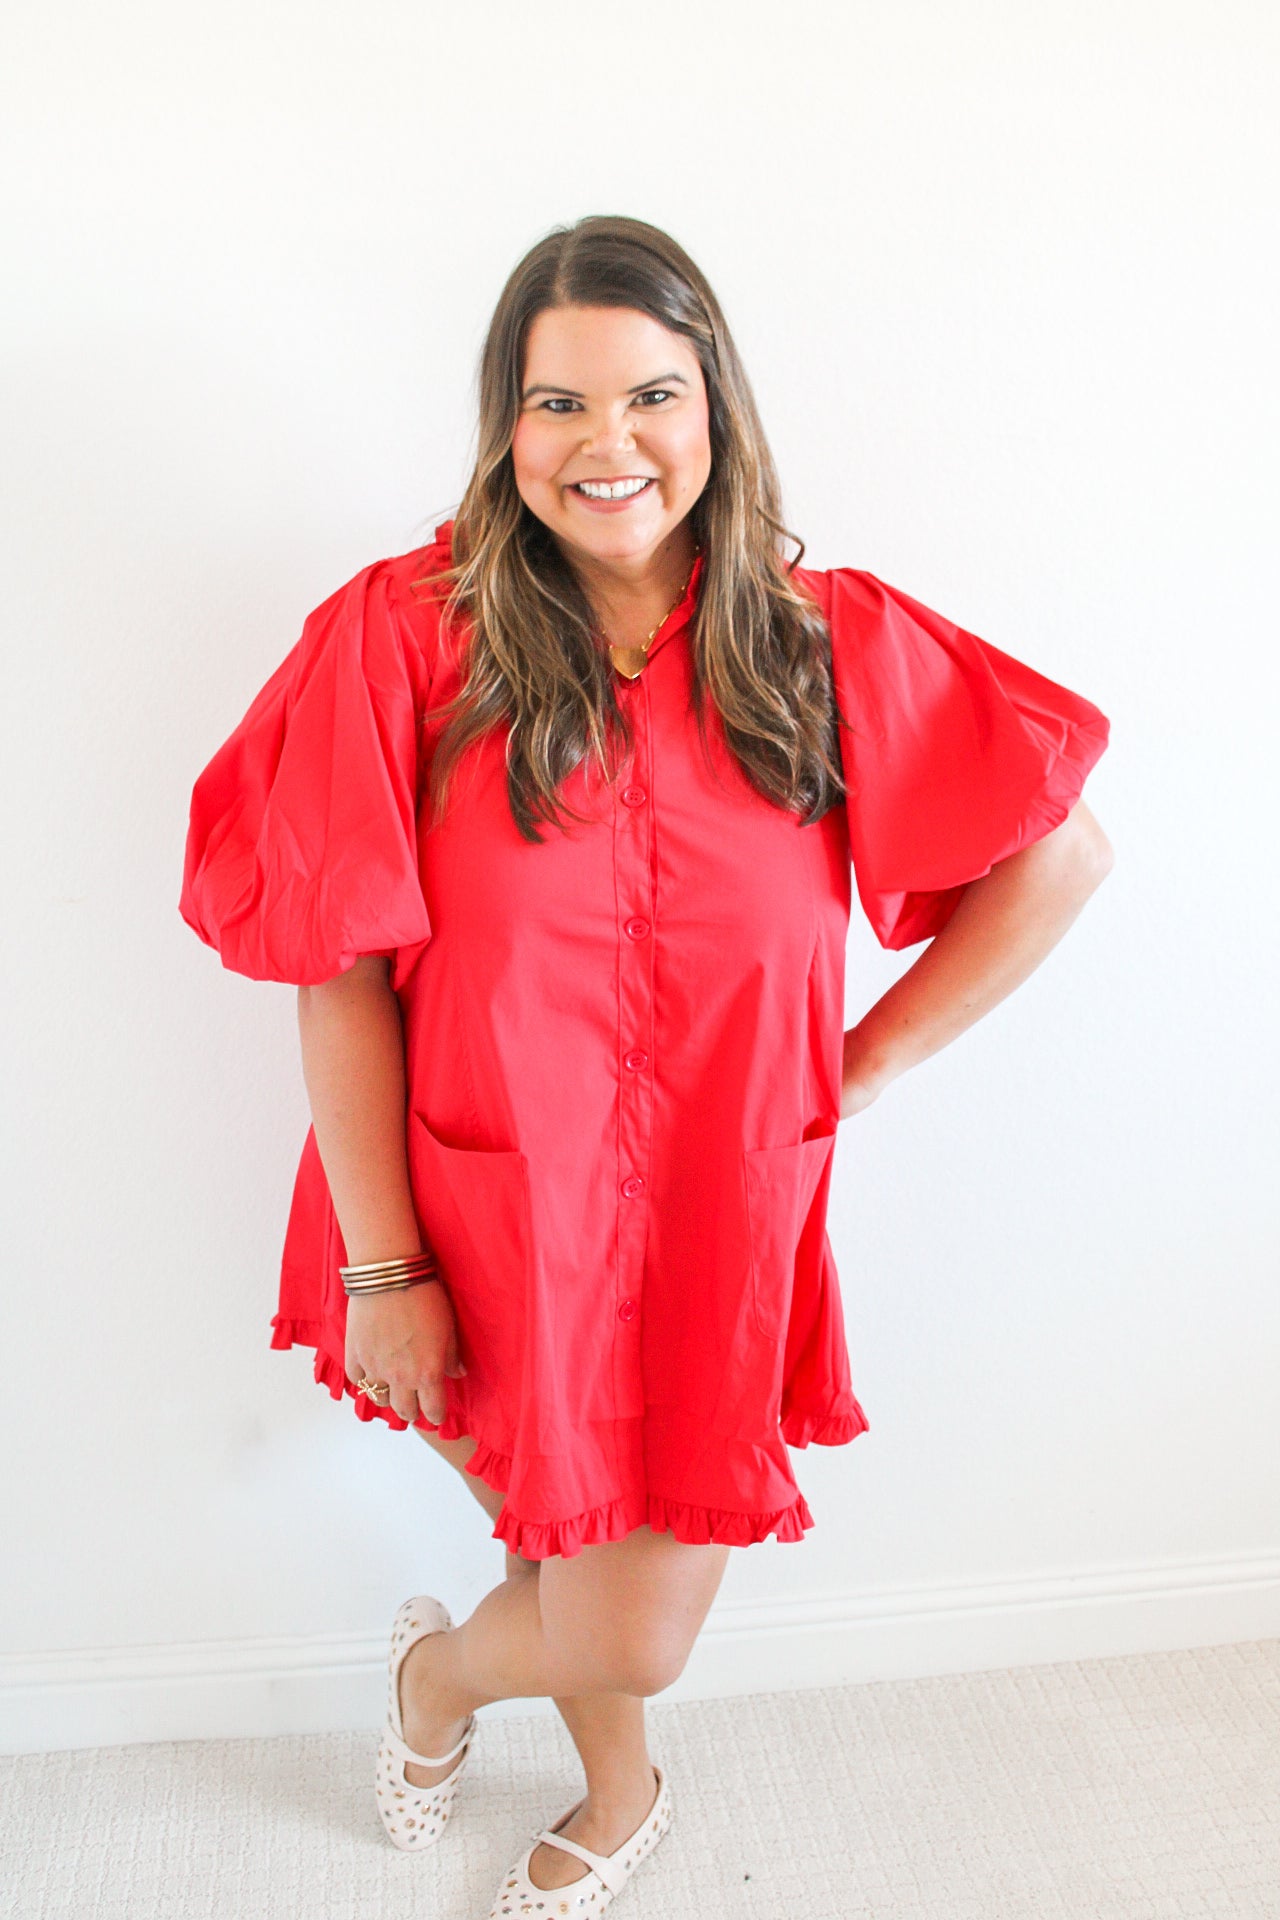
[3,0,1277,1753]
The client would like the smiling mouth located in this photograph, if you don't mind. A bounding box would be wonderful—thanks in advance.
[569,477,656,501]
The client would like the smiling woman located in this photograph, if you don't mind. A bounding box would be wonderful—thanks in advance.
[178,213,1112,1916]
[511,306,713,679]
[514,307,710,570]
[420,217,844,850]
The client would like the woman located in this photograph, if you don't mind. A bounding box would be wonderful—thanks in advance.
[180,214,1113,1916]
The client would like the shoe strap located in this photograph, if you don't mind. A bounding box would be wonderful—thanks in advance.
[534,1828,630,1896]
[383,1715,472,1770]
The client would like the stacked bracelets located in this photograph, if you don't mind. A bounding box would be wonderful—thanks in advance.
[340,1251,441,1297]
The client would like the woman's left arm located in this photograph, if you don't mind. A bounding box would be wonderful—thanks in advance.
[841,799,1115,1116]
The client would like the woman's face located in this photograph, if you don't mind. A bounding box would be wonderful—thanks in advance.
[511,304,712,575]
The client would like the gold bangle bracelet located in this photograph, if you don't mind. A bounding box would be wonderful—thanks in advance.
[339,1253,438,1278]
[343,1274,441,1295]
[339,1251,440,1297]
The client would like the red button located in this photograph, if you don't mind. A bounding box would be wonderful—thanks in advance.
[624,1049,648,1071]
[625,917,650,940]
[617,1297,639,1321]
[621,785,647,807]
[621,1174,645,1198]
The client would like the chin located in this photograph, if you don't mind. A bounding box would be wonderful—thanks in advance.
[579,519,664,547]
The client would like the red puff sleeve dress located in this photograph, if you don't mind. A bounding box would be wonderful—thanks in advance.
[179,522,1110,1559]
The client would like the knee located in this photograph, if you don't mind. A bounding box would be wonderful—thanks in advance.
[605,1635,690,1698]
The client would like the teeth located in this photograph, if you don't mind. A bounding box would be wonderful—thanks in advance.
[574,478,652,500]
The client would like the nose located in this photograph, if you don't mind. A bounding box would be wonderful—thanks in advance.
[579,405,637,462]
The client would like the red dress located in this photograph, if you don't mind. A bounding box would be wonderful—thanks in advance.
[179,522,1110,1559]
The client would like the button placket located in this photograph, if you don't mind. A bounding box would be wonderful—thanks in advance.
[612,681,657,1393]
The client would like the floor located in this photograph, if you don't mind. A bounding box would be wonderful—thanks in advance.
[3,1639,1278,1919]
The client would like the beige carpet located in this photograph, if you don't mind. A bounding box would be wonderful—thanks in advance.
[3,1640,1277,1919]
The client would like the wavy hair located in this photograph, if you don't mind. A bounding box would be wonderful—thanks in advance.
[411,214,844,843]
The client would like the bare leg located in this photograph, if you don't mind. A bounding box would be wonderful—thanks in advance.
[409,1430,649,1791]
[414,1426,729,1892]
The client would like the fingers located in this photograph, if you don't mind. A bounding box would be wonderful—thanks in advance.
[413,1364,447,1428]
[344,1341,422,1426]
[388,1378,424,1426]
[374,1365,446,1427]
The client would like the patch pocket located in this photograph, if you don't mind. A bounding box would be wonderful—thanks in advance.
[407,1110,531,1411]
[742,1128,839,1343]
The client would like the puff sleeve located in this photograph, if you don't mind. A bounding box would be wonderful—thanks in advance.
[178,559,436,989]
[813,567,1111,950]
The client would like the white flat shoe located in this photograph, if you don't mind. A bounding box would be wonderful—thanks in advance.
[374,1593,476,1851]
[487,1763,672,1917]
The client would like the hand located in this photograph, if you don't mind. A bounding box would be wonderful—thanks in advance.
[344,1281,466,1427]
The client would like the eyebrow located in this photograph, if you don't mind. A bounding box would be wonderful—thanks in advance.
[521,371,690,402]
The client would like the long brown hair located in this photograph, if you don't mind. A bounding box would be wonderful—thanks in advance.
[412,214,844,843]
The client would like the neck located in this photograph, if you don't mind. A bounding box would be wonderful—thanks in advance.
[561,526,699,647]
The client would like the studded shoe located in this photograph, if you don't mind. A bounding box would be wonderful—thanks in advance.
[487,1763,672,1917]
[374,1594,476,1851]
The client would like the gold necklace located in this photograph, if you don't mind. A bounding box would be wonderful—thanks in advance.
[605,548,700,680]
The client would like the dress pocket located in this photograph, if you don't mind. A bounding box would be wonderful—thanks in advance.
[742,1127,840,1343]
[407,1110,531,1413]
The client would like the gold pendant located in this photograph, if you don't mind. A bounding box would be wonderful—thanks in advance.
[609,645,649,680]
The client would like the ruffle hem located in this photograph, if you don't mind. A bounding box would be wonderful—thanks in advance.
[269,1314,860,1558]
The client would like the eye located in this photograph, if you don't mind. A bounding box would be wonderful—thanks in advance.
[533,388,675,415]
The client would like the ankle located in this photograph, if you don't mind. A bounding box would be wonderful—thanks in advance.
[580,1763,658,1822]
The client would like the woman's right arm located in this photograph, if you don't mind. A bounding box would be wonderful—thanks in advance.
[296,955,464,1425]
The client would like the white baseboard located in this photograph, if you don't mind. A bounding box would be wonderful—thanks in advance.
[4,1551,1278,1757]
